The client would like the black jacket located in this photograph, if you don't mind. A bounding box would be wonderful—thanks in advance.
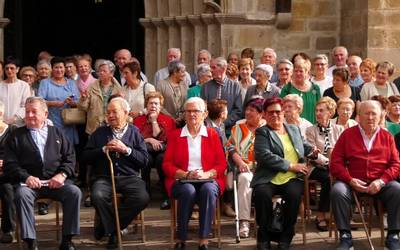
[4,125,76,183]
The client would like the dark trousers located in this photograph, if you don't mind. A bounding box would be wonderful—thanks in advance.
[91,176,150,235]
[14,181,82,240]
[142,150,166,198]
[308,167,331,212]
[0,182,15,233]
[254,179,304,244]
[331,180,400,231]
[172,181,219,241]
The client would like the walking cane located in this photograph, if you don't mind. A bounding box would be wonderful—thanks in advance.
[105,149,123,250]
[232,167,240,243]
[352,191,374,250]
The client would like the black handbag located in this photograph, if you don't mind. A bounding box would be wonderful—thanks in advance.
[268,198,284,233]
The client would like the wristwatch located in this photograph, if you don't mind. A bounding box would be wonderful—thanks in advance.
[60,172,68,178]
[377,179,385,187]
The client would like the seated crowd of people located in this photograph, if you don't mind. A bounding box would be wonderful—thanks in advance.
[0,45,400,250]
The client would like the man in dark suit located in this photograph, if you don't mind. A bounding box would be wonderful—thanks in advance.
[83,97,150,249]
[4,96,81,250]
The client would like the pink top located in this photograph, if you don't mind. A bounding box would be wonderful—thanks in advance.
[77,74,96,93]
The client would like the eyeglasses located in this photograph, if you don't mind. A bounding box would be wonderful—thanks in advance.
[267,110,283,115]
[185,109,203,114]
[314,63,327,67]
[279,68,290,71]
[22,74,35,78]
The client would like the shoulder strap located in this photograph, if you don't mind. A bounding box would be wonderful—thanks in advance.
[143,82,149,108]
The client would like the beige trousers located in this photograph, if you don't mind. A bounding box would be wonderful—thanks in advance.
[237,172,253,221]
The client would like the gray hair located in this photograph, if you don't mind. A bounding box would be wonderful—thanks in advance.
[168,60,186,75]
[283,94,304,113]
[95,59,116,74]
[262,48,277,59]
[108,97,131,113]
[332,46,348,57]
[168,48,181,58]
[313,54,329,64]
[25,96,48,112]
[197,63,211,77]
[277,59,293,70]
[255,64,273,79]
[36,60,51,69]
[198,49,211,59]
[212,57,228,68]
[357,100,382,115]
[184,97,207,112]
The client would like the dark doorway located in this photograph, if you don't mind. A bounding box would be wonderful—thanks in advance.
[4,0,145,68]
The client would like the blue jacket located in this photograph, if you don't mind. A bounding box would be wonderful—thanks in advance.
[83,124,149,180]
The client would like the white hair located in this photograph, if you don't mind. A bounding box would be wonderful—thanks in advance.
[255,64,274,80]
[184,97,207,112]
[262,48,277,59]
[109,97,131,113]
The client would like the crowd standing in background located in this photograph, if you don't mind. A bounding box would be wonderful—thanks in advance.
[0,45,400,250]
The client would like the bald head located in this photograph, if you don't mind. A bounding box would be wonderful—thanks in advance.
[114,49,133,70]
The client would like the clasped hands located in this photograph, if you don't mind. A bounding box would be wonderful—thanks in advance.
[349,178,383,195]
[25,173,66,189]
[105,139,129,154]
[186,169,214,180]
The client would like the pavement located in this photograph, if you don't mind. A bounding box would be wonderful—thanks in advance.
[1,182,388,250]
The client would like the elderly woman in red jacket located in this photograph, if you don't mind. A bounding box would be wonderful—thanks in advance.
[163,97,227,250]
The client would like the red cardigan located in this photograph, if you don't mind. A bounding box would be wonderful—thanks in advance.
[162,127,227,197]
[330,126,400,184]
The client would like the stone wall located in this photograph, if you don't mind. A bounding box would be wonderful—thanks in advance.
[140,0,342,79]
[366,0,400,76]
[140,0,400,79]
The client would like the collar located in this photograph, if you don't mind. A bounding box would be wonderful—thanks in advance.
[28,121,49,131]
[318,120,332,134]
[180,124,208,138]
[111,123,129,134]
[358,125,380,139]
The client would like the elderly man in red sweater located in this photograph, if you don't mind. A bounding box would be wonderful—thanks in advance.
[330,100,400,250]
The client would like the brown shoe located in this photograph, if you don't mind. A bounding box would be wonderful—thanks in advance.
[223,203,236,217]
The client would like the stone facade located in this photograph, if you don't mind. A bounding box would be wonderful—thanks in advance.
[140,0,400,79]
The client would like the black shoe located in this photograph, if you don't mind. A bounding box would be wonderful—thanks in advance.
[59,240,76,250]
[160,199,171,210]
[38,202,49,215]
[257,241,271,250]
[386,233,400,250]
[277,242,290,250]
[84,196,92,207]
[93,213,104,240]
[198,244,209,250]
[0,231,15,243]
[337,232,353,250]
[174,242,186,250]
[107,234,118,250]
[24,239,38,250]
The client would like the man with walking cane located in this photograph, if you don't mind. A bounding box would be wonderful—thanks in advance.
[330,100,400,250]
[83,97,150,249]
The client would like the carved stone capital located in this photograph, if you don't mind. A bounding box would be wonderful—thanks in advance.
[163,16,178,26]
[152,17,167,28]
[139,18,155,29]
[175,16,189,26]
[0,17,9,28]
[187,15,203,26]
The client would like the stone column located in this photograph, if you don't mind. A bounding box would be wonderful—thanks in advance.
[163,17,181,49]
[152,18,168,69]
[201,14,221,57]
[188,15,206,65]
[0,0,9,60]
[176,16,194,73]
[139,19,157,79]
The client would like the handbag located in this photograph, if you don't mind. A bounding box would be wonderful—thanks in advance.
[268,198,284,233]
[61,108,86,125]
